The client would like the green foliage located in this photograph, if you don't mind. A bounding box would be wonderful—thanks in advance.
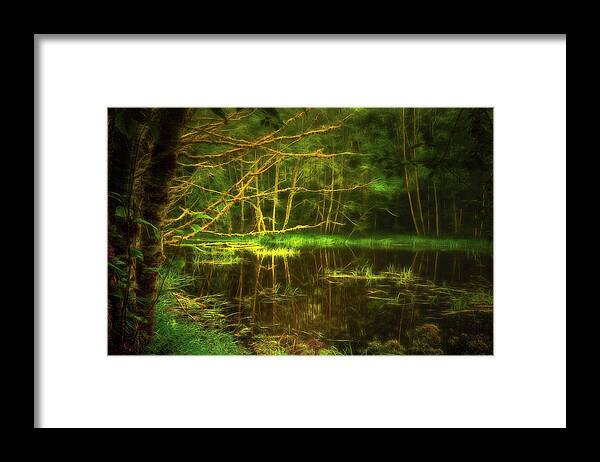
[190,233,492,253]
[146,306,244,355]
[109,107,494,355]
[144,270,245,355]
[369,177,403,195]
[130,247,144,261]
[449,289,493,311]
[135,218,160,239]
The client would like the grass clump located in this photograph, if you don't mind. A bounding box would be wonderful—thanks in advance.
[326,264,415,285]
[250,335,288,355]
[449,289,493,311]
[250,332,340,355]
[144,269,246,355]
[384,265,415,284]
[146,307,245,355]
[283,285,303,297]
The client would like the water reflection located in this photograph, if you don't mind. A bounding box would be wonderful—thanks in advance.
[185,247,493,354]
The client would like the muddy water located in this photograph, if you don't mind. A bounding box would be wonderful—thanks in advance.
[184,248,493,355]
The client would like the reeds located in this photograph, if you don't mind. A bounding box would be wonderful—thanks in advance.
[325,265,415,284]
[448,289,493,312]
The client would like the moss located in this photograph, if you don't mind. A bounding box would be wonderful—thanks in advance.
[364,339,406,355]
[408,324,444,355]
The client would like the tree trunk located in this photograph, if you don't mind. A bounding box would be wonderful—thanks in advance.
[254,152,266,232]
[282,163,300,230]
[272,158,279,231]
[134,108,187,352]
[433,178,440,237]
[108,109,136,354]
[239,160,245,233]
[401,109,420,235]
[332,160,344,233]
[412,109,426,234]
[324,162,335,233]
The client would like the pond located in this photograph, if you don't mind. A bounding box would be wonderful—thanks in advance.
[175,244,493,355]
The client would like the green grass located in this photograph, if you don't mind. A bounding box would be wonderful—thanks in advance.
[325,264,415,285]
[383,265,415,284]
[187,232,492,254]
[145,307,244,355]
[449,289,494,311]
[144,270,245,355]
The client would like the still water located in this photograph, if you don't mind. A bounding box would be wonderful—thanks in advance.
[182,247,493,355]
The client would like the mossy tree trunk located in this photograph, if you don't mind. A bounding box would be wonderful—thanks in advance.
[134,108,187,352]
[108,108,137,354]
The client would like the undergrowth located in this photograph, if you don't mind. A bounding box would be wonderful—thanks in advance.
[144,270,246,355]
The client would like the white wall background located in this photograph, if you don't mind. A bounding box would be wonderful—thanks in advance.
[35,35,566,428]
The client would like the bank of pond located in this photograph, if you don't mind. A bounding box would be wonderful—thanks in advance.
[146,234,493,355]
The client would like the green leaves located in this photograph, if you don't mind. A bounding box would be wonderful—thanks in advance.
[130,247,144,261]
[172,256,186,271]
[134,218,161,239]
[115,206,128,218]
[108,260,126,277]
[369,177,403,195]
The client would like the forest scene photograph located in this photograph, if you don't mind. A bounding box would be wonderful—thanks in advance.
[108,107,493,356]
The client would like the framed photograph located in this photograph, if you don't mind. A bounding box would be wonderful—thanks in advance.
[35,34,566,428]
[107,106,493,357]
